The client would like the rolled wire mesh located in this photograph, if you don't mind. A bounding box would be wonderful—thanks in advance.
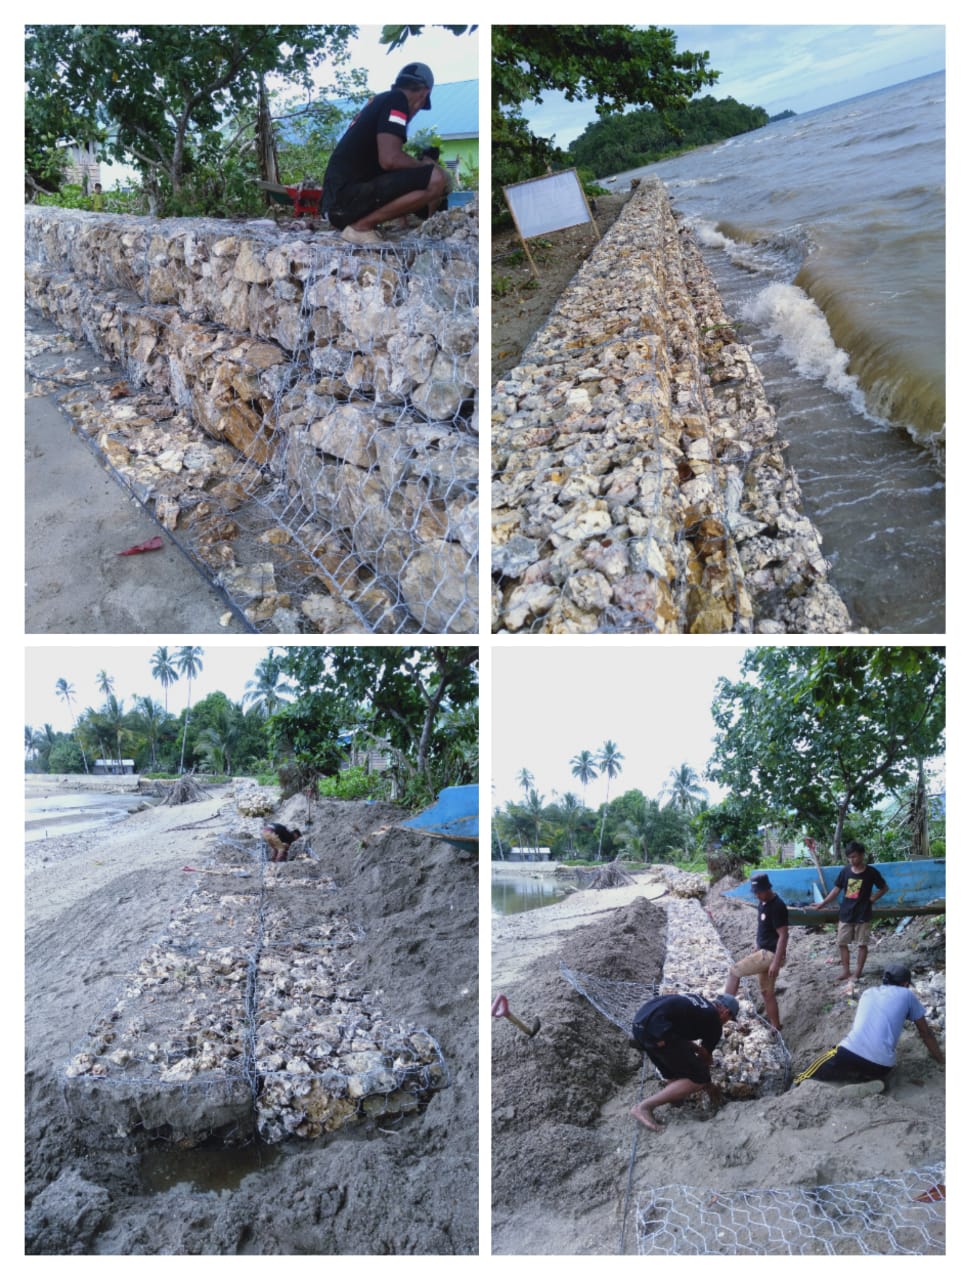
[25,206,478,633]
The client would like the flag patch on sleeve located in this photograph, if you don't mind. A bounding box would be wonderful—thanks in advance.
[388,109,408,126]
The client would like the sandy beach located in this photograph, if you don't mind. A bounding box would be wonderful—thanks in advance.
[491,865,945,1255]
[26,776,478,1254]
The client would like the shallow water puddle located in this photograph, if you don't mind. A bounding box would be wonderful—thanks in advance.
[140,1141,282,1194]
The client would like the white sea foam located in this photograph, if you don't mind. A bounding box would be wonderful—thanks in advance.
[740,282,869,415]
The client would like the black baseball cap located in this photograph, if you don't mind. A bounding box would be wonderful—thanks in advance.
[395,62,434,109]
[883,963,912,986]
[750,873,772,891]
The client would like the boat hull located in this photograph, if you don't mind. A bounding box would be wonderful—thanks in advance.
[400,785,478,852]
[722,860,945,924]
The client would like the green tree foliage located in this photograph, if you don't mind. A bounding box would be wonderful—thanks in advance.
[492,26,718,222]
[25,25,356,214]
[567,95,769,174]
[708,647,945,860]
[274,647,478,805]
[601,789,692,861]
[659,762,709,815]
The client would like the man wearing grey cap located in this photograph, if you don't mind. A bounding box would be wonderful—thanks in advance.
[322,62,448,245]
[724,873,789,1030]
[630,991,740,1131]
[795,963,944,1085]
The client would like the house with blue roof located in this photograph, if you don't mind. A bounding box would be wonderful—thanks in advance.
[421,80,478,183]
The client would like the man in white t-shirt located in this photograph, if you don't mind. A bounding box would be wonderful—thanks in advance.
[794,963,944,1084]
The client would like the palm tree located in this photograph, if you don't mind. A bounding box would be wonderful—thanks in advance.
[596,739,625,860]
[96,670,115,698]
[525,787,545,853]
[25,725,44,766]
[175,646,204,774]
[55,677,90,774]
[660,763,709,815]
[570,750,599,809]
[134,695,166,772]
[242,654,295,719]
[150,646,179,714]
[100,694,128,769]
[516,766,535,799]
[557,791,583,856]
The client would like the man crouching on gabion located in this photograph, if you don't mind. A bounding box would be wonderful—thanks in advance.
[630,992,740,1131]
[322,62,448,246]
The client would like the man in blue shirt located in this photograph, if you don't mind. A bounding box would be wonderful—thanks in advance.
[322,62,448,246]
[795,963,944,1085]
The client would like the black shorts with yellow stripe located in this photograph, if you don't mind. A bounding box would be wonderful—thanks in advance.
[795,1045,891,1085]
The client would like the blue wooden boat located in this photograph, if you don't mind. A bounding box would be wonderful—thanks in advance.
[722,860,945,924]
[400,785,478,852]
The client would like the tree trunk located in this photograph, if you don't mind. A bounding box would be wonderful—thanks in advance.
[912,760,930,858]
[256,76,280,189]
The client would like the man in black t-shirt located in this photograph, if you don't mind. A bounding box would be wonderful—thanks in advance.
[724,873,789,1030]
[808,841,888,982]
[629,992,739,1130]
[322,62,448,245]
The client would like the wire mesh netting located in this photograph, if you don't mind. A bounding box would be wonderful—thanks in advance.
[490,180,850,635]
[636,1165,945,1255]
[63,833,448,1144]
[25,205,478,633]
[562,895,790,1102]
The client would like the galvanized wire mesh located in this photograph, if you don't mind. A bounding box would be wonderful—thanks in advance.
[561,895,791,1097]
[25,205,478,633]
[636,1165,945,1255]
[63,831,448,1144]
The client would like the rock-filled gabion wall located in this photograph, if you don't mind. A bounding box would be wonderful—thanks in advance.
[64,841,447,1145]
[25,204,478,633]
[491,181,852,634]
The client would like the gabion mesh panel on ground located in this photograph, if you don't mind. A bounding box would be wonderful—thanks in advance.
[25,205,478,633]
[636,1165,945,1255]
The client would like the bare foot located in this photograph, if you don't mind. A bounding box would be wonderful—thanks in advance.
[630,1102,663,1132]
[833,972,850,983]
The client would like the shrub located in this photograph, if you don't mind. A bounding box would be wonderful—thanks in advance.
[319,766,387,801]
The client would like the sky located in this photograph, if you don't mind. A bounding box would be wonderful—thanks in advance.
[25,645,280,733]
[492,645,749,814]
[334,25,478,94]
[520,24,946,151]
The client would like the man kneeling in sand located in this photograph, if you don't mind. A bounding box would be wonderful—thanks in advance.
[795,963,943,1088]
[630,992,739,1131]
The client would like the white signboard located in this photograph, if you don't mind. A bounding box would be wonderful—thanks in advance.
[503,169,593,240]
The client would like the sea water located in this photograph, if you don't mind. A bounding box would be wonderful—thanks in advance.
[606,72,944,632]
[25,789,144,842]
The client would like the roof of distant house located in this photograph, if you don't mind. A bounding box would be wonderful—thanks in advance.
[285,79,478,145]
